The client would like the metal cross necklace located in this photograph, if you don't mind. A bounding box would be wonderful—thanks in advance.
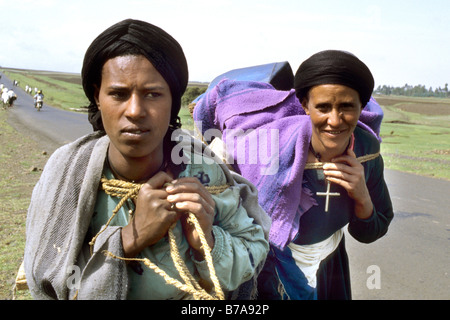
[309,135,354,212]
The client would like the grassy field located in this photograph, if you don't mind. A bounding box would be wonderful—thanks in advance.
[375,94,450,180]
[0,68,449,300]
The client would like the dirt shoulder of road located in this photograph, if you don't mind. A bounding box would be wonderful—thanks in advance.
[0,109,51,300]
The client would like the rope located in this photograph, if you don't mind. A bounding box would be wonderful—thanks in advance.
[88,178,141,255]
[304,152,380,170]
[89,177,229,300]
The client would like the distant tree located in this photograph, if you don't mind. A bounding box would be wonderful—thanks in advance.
[181,86,207,106]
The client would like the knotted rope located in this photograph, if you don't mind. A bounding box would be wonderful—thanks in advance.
[304,152,380,170]
[89,177,229,300]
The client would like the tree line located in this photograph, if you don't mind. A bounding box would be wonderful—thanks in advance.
[181,86,207,106]
[375,83,449,98]
[184,83,450,102]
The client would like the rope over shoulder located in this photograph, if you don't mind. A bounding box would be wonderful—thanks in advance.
[304,152,380,170]
[89,177,230,300]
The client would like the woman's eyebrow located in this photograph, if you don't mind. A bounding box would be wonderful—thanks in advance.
[105,84,166,91]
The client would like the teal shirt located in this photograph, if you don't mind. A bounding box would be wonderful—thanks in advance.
[90,159,268,300]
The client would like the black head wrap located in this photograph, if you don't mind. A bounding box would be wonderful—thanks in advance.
[294,50,374,107]
[81,19,188,131]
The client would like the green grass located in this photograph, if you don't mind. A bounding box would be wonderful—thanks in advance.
[380,122,449,180]
[376,95,450,180]
[382,104,450,128]
[179,105,194,131]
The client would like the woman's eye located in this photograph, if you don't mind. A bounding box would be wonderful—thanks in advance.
[146,92,161,98]
[110,91,128,100]
[341,104,356,111]
[316,104,330,112]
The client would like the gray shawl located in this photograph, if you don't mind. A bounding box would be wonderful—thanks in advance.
[24,131,271,300]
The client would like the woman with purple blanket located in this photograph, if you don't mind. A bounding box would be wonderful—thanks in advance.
[193,50,393,300]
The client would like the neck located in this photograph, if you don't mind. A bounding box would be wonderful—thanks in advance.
[309,134,354,163]
[107,148,165,183]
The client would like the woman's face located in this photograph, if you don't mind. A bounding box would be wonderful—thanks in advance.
[95,55,172,161]
[302,84,362,156]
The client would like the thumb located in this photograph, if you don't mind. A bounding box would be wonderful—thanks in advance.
[144,171,174,189]
[347,148,356,158]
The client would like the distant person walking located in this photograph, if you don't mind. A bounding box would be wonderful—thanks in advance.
[33,90,44,109]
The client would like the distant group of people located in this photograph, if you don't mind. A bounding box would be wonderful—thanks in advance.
[0,79,44,109]
[25,85,33,95]
[1,83,17,108]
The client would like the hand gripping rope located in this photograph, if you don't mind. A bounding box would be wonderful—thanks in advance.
[88,178,229,300]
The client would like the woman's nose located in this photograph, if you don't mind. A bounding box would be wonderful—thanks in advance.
[327,108,342,127]
[124,94,145,118]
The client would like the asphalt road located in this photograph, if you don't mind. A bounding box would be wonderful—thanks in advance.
[3,74,449,300]
[2,73,92,153]
[346,169,449,300]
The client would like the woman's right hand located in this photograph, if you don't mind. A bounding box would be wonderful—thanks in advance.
[121,171,179,258]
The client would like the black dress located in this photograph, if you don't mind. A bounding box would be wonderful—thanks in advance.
[257,126,394,300]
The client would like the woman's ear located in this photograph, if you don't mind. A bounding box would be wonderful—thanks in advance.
[301,98,310,115]
[94,85,100,108]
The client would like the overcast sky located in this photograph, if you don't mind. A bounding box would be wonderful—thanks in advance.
[1,0,449,89]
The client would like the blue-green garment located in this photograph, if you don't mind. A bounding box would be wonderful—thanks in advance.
[91,158,269,300]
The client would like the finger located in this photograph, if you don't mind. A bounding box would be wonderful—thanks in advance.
[167,191,202,204]
[166,178,215,207]
[166,186,215,213]
[143,171,174,190]
[324,165,364,191]
[170,194,215,215]
[325,175,352,190]
[326,174,370,204]
[178,201,215,233]
[175,201,203,214]
[323,162,356,175]
[327,152,360,169]
[347,148,357,158]
[323,162,362,185]
[166,177,204,192]
[323,169,355,184]
[166,200,179,212]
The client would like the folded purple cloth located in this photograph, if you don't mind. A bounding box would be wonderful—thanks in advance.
[194,79,383,248]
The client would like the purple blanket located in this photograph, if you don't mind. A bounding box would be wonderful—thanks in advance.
[193,79,383,248]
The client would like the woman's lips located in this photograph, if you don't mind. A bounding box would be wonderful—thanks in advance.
[121,127,150,139]
[325,129,345,134]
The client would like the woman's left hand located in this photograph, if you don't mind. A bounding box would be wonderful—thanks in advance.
[165,177,216,259]
[323,149,373,219]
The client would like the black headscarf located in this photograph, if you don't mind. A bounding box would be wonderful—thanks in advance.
[81,19,188,131]
[294,50,374,107]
